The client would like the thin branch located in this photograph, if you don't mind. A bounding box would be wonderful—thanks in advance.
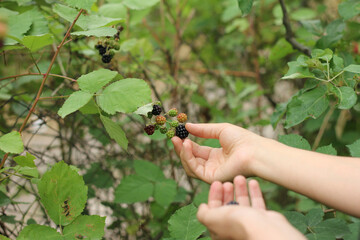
[312,104,335,150]
[0,73,76,82]
[279,0,311,56]
[0,9,84,169]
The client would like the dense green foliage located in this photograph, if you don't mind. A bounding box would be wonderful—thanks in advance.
[0,0,360,239]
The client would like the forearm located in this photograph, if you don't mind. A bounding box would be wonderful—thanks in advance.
[251,137,360,217]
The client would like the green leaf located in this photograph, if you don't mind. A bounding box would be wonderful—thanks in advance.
[122,0,160,10]
[6,13,32,44]
[100,115,128,150]
[79,99,99,115]
[282,56,315,80]
[18,166,38,178]
[316,144,337,156]
[38,161,88,226]
[305,208,324,227]
[284,211,307,234]
[97,78,152,115]
[83,163,113,189]
[346,138,360,157]
[270,102,288,128]
[237,0,254,15]
[278,134,311,150]
[133,160,165,181]
[58,91,93,118]
[0,235,11,240]
[53,4,124,30]
[269,38,294,60]
[133,102,154,116]
[0,191,11,207]
[63,215,106,240]
[154,179,177,207]
[168,204,206,240]
[313,218,350,238]
[13,152,36,168]
[99,3,127,19]
[338,86,357,110]
[71,27,117,37]
[311,48,333,62]
[0,131,24,154]
[77,69,118,94]
[17,225,63,240]
[343,222,360,240]
[22,34,54,52]
[114,175,153,203]
[291,8,317,21]
[344,64,360,73]
[338,0,360,20]
[285,86,329,128]
[62,0,96,11]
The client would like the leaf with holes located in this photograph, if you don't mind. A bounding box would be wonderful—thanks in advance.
[63,215,106,240]
[38,161,87,226]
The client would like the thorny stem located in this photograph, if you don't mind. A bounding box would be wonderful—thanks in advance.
[0,9,84,169]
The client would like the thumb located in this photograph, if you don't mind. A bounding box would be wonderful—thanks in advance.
[186,123,230,139]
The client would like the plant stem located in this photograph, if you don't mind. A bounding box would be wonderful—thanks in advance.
[312,104,335,150]
[0,73,76,82]
[0,9,84,169]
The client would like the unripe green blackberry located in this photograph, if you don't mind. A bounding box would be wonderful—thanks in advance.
[168,108,178,117]
[144,125,155,135]
[160,127,168,134]
[154,124,160,130]
[170,120,179,128]
[166,128,175,139]
[147,112,153,119]
[152,105,162,115]
[175,125,189,139]
[114,42,120,50]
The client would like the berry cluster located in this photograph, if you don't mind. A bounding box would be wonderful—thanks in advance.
[144,104,189,139]
[94,26,123,64]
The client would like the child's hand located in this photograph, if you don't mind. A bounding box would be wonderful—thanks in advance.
[197,176,306,240]
[172,123,263,183]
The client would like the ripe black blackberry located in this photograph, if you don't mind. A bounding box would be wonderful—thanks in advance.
[226,201,239,205]
[144,125,155,135]
[151,105,162,115]
[98,46,106,55]
[102,54,112,63]
[175,125,189,139]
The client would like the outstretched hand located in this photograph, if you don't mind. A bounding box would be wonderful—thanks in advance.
[197,176,306,240]
[172,123,262,183]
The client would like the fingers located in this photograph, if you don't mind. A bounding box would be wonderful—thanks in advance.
[186,123,230,139]
[223,182,234,204]
[234,175,250,206]
[248,179,266,210]
[171,137,183,156]
[208,181,223,208]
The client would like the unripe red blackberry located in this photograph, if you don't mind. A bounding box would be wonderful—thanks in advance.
[175,125,189,139]
[144,125,155,135]
[177,113,187,123]
[156,115,166,125]
[168,108,178,117]
[152,105,162,115]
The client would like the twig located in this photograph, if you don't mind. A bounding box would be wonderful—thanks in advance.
[0,9,84,169]
[0,73,76,82]
[279,0,311,56]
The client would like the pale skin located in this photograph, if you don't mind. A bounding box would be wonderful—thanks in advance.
[171,123,360,238]
[198,176,306,240]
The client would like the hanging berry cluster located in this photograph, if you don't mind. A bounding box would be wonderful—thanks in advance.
[94,26,123,64]
[144,104,189,139]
